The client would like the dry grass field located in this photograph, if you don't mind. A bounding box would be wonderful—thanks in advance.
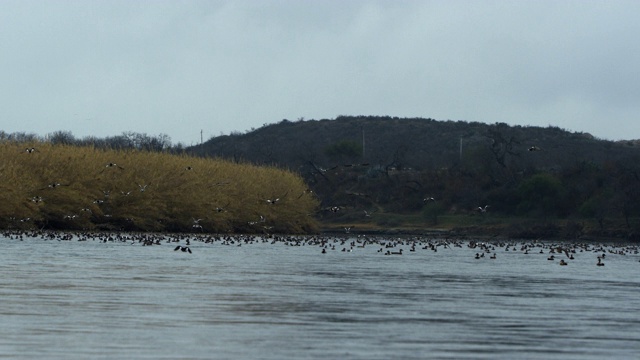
[0,142,319,233]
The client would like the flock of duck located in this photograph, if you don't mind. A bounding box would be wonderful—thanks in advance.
[2,229,638,266]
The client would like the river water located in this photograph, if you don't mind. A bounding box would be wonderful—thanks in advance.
[1,232,639,359]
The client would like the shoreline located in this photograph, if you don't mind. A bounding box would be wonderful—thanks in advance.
[2,225,639,244]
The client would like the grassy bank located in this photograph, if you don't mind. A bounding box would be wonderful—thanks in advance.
[0,142,319,233]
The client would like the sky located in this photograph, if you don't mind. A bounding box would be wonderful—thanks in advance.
[1,0,639,146]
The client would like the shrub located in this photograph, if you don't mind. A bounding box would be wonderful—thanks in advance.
[0,142,318,233]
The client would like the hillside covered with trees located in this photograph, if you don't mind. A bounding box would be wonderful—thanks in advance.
[189,116,640,240]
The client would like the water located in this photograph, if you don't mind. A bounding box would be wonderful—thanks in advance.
[1,233,639,359]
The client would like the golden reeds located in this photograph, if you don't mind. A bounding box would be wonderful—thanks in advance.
[0,142,319,233]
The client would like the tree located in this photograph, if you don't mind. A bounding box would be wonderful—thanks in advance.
[517,173,564,217]
[47,131,76,145]
[324,140,363,163]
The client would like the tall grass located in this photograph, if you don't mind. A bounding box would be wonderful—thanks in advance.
[0,142,319,233]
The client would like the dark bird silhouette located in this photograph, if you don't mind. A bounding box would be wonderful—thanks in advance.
[265,191,287,204]
[192,218,203,230]
[266,197,280,204]
[105,162,124,169]
[174,245,192,253]
[41,182,69,190]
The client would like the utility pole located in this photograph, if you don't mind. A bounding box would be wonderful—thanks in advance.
[459,136,463,161]
[362,126,365,159]
[200,129,203,145]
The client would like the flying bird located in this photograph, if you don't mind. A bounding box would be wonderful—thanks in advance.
[192,218,203,230]
[41,182,69,190]
[105,162,124,169]
[174,245,192,253]
[137,183,150,192]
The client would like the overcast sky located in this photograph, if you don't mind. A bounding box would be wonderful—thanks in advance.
[1,0,639,145]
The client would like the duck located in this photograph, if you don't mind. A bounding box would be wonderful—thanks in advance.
[174,246,192,253]
[105,162,124,169]
[137,183,150,192]
[266,197,280,204]
[559,259,568,266]
[42,182,68,190]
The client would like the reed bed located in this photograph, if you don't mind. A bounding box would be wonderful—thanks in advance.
[0,142,319,233]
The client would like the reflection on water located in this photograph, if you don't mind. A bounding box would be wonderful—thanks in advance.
[1,233,639,359]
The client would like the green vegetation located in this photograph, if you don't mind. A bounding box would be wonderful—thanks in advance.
[190,116,640,240]
[0,142,319,233]
[324,140,363,163]
[4,116,640,240]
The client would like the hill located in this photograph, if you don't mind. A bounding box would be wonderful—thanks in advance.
[189,116,640,239]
